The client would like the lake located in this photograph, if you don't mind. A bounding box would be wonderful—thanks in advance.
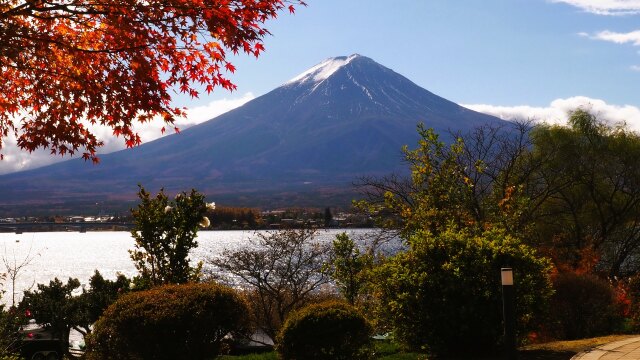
[0,229,393,305]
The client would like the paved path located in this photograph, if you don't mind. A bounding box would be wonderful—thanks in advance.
[573,337,640,360]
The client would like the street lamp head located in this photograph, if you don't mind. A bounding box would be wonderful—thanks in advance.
[501,267,514,286]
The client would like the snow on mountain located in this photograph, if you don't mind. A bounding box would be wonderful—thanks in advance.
[286,54,360,86]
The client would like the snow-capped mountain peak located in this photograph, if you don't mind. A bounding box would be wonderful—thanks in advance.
[287,54,360,86]
[0,54,507,212]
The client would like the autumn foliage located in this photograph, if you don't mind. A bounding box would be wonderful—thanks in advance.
[0,0,304,161]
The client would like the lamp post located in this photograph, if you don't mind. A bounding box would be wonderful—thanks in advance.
[502,267,517,360]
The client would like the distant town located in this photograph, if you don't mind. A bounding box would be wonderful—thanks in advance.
[0,206,374,233]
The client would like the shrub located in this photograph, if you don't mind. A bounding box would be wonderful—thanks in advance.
[86,282,249,360]
[374,226,553,357]
[626,274,640,330]
[0,307,24,360]
[548,272,623,339]
[276,300,372,360]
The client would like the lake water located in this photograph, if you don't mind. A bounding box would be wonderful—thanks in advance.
[0,229,393,305]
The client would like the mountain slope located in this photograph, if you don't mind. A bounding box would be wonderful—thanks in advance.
[0,54,504,212]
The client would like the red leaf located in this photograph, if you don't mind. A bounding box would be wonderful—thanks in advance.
[0,0,302,161]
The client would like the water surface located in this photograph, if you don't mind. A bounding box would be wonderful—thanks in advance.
[0,229,390,305]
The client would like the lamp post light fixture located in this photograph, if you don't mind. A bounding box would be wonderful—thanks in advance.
[502,267,517,360]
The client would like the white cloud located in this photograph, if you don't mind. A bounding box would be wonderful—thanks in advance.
[0,93,255,175]
[550,0,640,15]
[3,93,638,176]
[125,92,255,145]
[590,30,640,45]
[580,30,640,71]
[462,96,640,131]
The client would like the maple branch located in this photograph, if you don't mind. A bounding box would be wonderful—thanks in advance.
[0,0,304,161]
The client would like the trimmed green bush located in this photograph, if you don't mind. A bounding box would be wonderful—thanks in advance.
[374,227,553,357]
[276,300,372,360]
[86,282,249,360]
[548,272,623,339]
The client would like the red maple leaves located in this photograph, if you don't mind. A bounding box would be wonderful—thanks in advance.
[0,0,305,162]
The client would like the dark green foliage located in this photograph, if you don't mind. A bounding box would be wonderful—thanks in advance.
[328,232,371,304]
[548,273,623,339]
[276,301,372,360]
[86,282,250,360]
[75,270,131,334]
[355,124,474,238]
[0,306,25,360]
[529,110,640,276]
[354,123,553,356]
[19,277,82,353]
[375,227,552,357]
[130,185,210,287]
[15,273,131,357]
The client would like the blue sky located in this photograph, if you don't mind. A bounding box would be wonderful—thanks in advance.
[184,0,640,108]
[4,0,640,173]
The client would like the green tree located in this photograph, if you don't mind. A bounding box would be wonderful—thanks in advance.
[129,185,213,287]
[355,122,537,242]
[354,123,553,355]
[74,270,131,337]
[328,233,371,305]
[530,109,640,276]
[375,226,552,356]
[357,113,640,277]
[19,277,82,355]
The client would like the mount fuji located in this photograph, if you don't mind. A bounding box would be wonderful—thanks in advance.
[0,54,505,213]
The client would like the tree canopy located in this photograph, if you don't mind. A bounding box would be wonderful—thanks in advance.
[529,110,640,276]
[130,186,212,287]
[0,0,304,162]
[19,277,82,354]
[354,122,553,356]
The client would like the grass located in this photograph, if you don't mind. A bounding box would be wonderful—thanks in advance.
[216,334,639,360]
[217,353,278,360]
[372,340,426,359]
